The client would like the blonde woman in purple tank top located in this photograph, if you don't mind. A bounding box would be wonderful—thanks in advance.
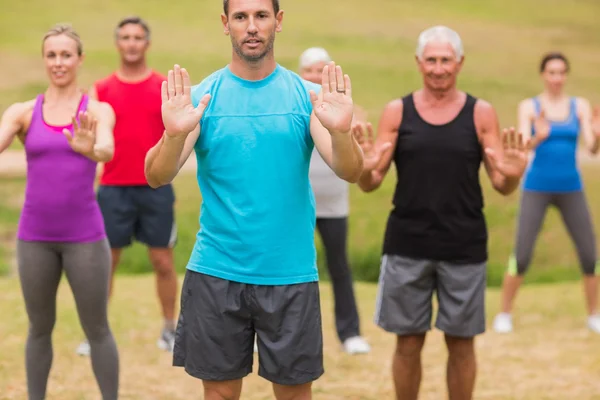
[0,24,119,400]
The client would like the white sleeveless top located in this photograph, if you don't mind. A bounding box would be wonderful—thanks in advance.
[308,149,349,218]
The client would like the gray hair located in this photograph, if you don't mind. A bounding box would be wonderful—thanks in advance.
[298,47,332,69]
[416,26,464,61]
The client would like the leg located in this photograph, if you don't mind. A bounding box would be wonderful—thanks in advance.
[435,260,487,400]
[373,255,435,400]
[147,247,177,327]
[444,335,476,400]
[202,380,243,400]
[16,241,62,400]
[253,282,324,396]
[135,184,178,346]
[96,185,137,298]
[315,217,363,346]
[393,335,426,400]
[554,191,598,315]
[498,191,551,314]
[172,271,254,389]
[272,382,313,400]
[62,239,119,400]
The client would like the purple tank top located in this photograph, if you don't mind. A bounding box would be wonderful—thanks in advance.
[17,94,106,243]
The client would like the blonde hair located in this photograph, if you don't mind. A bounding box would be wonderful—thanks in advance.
[42,23,83,56]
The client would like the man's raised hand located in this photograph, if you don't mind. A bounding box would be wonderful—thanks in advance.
[161,64,210,138]
[309,62,354,135]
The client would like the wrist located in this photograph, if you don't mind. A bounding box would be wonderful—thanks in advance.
[164,131,187,143]
[328,128,352,137]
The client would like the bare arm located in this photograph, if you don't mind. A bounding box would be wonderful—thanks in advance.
[577,97,600,154]
[84,100,115,163]
[310,112,364,183]
[88,84,98,100]
[0,103,27,153]
[518,99,534,145]
[476,100,524,196]
[145,124,200,188]
[357,99,401,192]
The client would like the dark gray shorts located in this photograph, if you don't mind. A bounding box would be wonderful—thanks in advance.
[374,254,486,338]
[173,270,324,385]
[97,184,176,249]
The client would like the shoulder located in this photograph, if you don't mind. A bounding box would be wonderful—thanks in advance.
[191,68,225,105]
[575,96,591,114]
[87,98,115,120]
[474,97,495,114]
[3,99,35,120]
[279,67,320,92]
[379,98,404,128]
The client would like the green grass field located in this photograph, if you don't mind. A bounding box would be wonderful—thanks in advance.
[1,1,600,398]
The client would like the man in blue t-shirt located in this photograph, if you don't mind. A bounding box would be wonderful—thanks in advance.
[144,0,364,398]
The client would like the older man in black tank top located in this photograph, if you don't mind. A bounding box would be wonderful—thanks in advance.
[355,26,530,400]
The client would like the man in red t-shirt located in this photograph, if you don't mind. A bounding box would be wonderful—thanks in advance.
[77,16,178,356]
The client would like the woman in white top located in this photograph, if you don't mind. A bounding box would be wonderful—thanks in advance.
[300,47,370,354]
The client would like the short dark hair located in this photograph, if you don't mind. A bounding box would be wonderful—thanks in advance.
[115,16,151,40]
[223,0,280,16]
[540,51,570,73]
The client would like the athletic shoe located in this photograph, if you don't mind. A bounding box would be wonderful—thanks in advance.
[76,340,91,357]
[588,314,600,333]
[492,312,513,333]
[157,328,176,352]
[342,336,370,355]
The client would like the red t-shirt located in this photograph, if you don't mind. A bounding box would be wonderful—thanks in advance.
[95,71,165,186]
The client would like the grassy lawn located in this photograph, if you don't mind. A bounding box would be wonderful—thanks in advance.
[0,275,599,399]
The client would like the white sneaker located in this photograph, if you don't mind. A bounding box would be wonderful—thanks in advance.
[76,340,91,357]
[587,314,600,333]
[157,328,175,352]
[493,313,513,333]
[342,336,370,355]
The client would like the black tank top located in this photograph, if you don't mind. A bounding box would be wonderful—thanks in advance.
[382,93,488,264]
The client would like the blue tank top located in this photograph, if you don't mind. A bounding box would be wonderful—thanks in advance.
[186,64,321,285]
[523,97,582,192]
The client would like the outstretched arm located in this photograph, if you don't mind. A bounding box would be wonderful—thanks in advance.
[578,98,600,155]
[309,62,363,183]
[144,64,210,188]
[356,99,400,192]
[0,103,27,153]
[476,100,529,196]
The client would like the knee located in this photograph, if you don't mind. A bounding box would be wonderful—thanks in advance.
[203,380,242,400]
[29,316,56,339]
[395,334,426,358]
[149,250,175,277]
[444,335,474,359]
[83,320,111,343]
[273,382,312,400]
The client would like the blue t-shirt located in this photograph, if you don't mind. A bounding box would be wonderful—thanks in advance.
[187,64,322,285]
[523,97,582,192]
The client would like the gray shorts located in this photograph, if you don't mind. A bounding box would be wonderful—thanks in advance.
[374,254,486,338]
[173,270,324,385]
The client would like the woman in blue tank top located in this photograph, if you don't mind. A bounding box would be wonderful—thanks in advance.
[493,52,600,334]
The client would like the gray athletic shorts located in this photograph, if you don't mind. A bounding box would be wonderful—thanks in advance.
[173,270,324,385]
[374,254,486,338]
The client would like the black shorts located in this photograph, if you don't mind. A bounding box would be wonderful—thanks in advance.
[97,184,176,249]
[173,270,325,385]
